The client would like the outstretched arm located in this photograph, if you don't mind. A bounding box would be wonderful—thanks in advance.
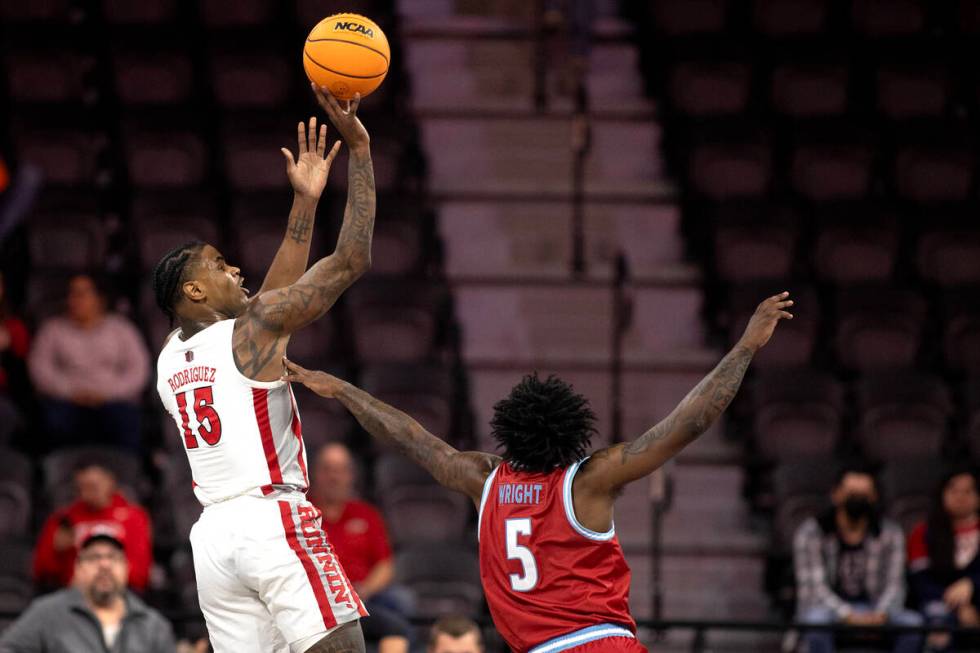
[232,90,375,380]
[258,117,342,294]
[578,292,794,495]
[282,358,500,504]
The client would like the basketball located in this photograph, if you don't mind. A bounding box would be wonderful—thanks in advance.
[303,13,390,101]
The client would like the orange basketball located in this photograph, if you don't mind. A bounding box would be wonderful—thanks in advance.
[303,13,390,101]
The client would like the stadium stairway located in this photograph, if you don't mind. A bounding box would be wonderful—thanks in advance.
[397,1,779,649]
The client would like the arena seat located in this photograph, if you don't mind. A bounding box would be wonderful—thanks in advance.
[688,138,772,200]
[101,0,177,24]
[668,60,752,117]
[879,460,942,532]
[917,230,980,286]
[361,363,455,440]
[727,285,818,368]
[208,50,292,109]
[834,286,926,371]
[752,0,830,36]
[944,293,980,371]
[649,0,730,36]
[346,281,445,363]
[200,0,277,27]
[4,50,91,105]
[123,128,209,188]
[14,126,107,187]
[875,64,951,120]
[812,216,899,283]
[28,212,106,272]
[382,486,470,546]
[112,49,194,106]
[790,140,874,201]
[851,0,926,37]
[0,541,34,628]
[894,143,974,203]
[134,212,221,273]
[769,62,849,118]
[395,545,483,619]
[751,370,843,462]
[713,218,797,283]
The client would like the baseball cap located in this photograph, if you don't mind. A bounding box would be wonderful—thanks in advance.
[76,523,126,551]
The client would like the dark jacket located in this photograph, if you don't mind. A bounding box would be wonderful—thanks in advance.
[907,520,980,608]
[0,588,175,653]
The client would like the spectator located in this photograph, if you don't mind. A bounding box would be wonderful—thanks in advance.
[0,530,175,652]
[33,461,152,592]
[907,469,980,652]
[793,463,923,653]
[28,273,149,452]
[0,270,30,439]
[309,443,410,653]
[428,616,483,653]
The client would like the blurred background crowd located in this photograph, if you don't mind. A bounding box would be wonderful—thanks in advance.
[2,0,980,651]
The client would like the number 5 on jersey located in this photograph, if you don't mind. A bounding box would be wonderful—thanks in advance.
[175,386,223,449]
[505,518,538,592]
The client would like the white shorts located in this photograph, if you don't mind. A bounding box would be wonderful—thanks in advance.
[190,493,367,653]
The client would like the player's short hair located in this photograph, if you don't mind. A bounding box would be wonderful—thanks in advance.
[428,616,482,650]
[152,240,206,324]
[490,373,596,473]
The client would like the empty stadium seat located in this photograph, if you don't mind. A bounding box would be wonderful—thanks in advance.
[395,545,482,619]
[0,0,71,22]
[753,0,829,36]
[835,286,926,370]
[14,127,106,187]
[714,220,797,283]
[770,62,849,118]
[894,144,974,202]
[880,460,942,532]
[346,281,445,363]
[790,141,874,201]
[669,61,751,116]
[876,65,950,120]
[751,370,843,462]
[25,272,73,322]
[851,0,926,37]
[771,459,837,552]
[4,50,92,104]
[918,230,980,286]
[124,128,209,187]
[728,285,818,368]
[221,124,290,191]
[854,373,952,463]
[944,292,980,371]
[133,205,221,271]
[200,0,276,27]
[650,0,729,35]
[112,50,194,106]
[813,216,899,283]
[28,211,106,271]
[0,541,34,626]
[689,138,772,199]
[209,50,292,109]
[361,363,455,439]
[102,0,177,24]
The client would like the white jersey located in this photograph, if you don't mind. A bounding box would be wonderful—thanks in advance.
[156,319,308,506]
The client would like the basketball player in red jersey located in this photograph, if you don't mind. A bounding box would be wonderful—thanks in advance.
[153,87,374,653]
[282,292,793,653]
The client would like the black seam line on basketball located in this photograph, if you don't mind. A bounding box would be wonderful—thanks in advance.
[304,51,388,79]
[306,38,390,65]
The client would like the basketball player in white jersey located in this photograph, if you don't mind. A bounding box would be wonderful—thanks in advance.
[153,87,373,653]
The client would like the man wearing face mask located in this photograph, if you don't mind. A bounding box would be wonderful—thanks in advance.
[793,463,923,653]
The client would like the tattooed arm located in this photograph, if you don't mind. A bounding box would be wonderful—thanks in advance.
[282,358,500,504]
[232,89,374,381]
[259,117,341,294]
[577,292,794,496]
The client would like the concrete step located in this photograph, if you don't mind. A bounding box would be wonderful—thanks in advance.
[420,117,671,199]
[455,283,706,365]
[437,201,687,282]
[405,40,654,117]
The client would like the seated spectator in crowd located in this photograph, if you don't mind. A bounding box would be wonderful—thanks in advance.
[309,443,410,653]
[34,461,152,592]
[428,616,483,653]
[0,270,30,440]
[28,273,149,452]
[907,469,980,652]
[1,530,174,652]
[793,463,923,653]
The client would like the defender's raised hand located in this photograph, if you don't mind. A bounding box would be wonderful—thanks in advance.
[312,84,370,153]
[281,116,341,200]
[740,291,794,352]
[281,357,344,398]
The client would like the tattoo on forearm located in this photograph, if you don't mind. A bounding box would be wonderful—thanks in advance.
[621,345,753,463]
[335,151,376,264]
[287,208,314,244]
[337,383,498,494]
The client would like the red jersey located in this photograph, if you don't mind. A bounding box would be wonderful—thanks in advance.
[478,459,638,653]
[319,499,393,584]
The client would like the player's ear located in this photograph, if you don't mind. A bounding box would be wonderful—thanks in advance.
[182,279,206,302]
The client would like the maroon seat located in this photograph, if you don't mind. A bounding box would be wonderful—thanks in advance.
[689,140,772,199]
[894,145,973,202]
[649,0,730,35]
[28,212,105,271]
[346,282,446,363]
[918,230,980,286]
[221,126,289,191]
[669,61,751,116]
[876,65,950,120]
[943,292,980,371]
[753,0,829,36]
[113,51,193,106]
[0,0,71,21]
[852,0,926,37]
[770,63,848,118]
[714,222,796,283]
[361,364,455,440]
[102,0,176,23]
[200,0,275,27]
[835,286,926,371]
[752,370,843,462]
[15,128,106,186]
[813,218,899,283]
[124,129,208,187]
[5,51,90,104]
[791,143,874,201]
[854,372,952,463]
[132,192,221,269]
[209,51,291,109]
[880,461,942,531]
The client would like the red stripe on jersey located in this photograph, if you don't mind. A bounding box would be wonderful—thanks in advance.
[252,388,284,485]
[277,501,337,629]
[288,386,309,487]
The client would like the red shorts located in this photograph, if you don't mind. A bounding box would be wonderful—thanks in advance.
[569,637,648,652]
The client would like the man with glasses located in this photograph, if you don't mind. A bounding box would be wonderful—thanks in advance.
[0,527,175,652]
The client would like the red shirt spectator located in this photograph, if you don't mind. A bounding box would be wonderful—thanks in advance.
[33,463,152,591]
[308,443,394,598]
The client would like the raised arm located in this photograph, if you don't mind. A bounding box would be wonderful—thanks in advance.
[282,358,500,504]
[577,292,793,495]
[258,117,341,294]
[232,90,375,380]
